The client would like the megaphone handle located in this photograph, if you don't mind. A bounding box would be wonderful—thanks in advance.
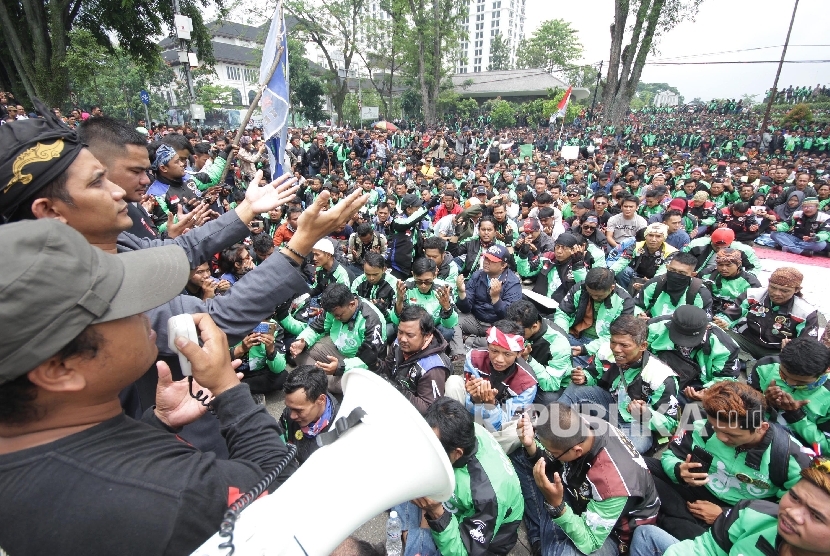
[217,443,298,555]
[315,407,367,447]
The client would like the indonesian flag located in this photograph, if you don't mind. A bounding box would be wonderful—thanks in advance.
[555,86,573,119]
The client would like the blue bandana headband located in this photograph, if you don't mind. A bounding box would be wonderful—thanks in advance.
[151,143,177,170]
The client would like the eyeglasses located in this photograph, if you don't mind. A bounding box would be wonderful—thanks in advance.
[535,435,581,461]
[582,226,597,231]
[414,279,434,286]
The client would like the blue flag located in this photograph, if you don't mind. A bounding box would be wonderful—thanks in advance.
[259,3,289,178]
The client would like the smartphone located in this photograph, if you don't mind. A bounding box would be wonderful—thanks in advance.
[689,446,714,473]
[251,219,263,229]
[253,322,270,334]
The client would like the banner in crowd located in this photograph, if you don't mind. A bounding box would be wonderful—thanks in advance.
[259,2,289,177]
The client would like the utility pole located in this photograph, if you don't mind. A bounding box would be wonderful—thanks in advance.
[760,0,799,137]
[589,60,603,123]
[171,0,201,132]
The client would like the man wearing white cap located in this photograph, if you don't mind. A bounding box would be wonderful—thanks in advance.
[308,237,352,297]
[609,222,677,291]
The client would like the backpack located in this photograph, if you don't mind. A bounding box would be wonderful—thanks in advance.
[643,274,704,316]
[488,145,500,163]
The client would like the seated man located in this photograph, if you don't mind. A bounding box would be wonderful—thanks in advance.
[456,245,523,339]
[648,381,810,541]
[684,227,760,277]
[555,267,635,363]
[394,397,524,556]
[230,319,288,401]
[422,235,460,297]
[378,305,451,415]
[609,222,677,291]
[288,283,387,394]
[632,458,830,556]
[506,300,573,405]
[720,267,819,362]
[700,248,762,319]
[394,257,463,359]
[750,336,830,455]
[517,233,590,305]
[351,251,398,327]
[559,315,680,454]
[0,219,294,555]
[647,305,740,403]
[444,320,538,454]
[513,403,660,556]
[278,365,339,465]
[771,196,830,256]
[635,252,713,318]
[308,237,352,297]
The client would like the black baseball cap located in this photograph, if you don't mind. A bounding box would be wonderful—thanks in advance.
[668,305,709,348]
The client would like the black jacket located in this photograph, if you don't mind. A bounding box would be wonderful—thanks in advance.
[278,394,340,464]
[377,335,450,415]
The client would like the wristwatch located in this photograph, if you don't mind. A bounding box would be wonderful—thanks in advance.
[543,500,567,519]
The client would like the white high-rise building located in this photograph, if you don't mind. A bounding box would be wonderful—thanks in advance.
[456,0,525,74]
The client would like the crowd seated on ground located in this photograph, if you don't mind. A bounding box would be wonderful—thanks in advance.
[1,100,830,556]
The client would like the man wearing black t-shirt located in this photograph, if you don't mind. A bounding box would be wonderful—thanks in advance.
[0,220,295,556]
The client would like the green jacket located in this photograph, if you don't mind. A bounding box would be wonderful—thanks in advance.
[635,275,713,318]
[700,269,762,318]
[427,424,524,556]
[664,499,780,556]
[647,315,741,389]
[554,283,635,354]
[661,419,809,505]
[683,236,761,276]
[524,319,573,393]
[584,349,680,435]
[392,278,459,328]
[750,356,830,455]
[230,320,286,375]
[293,298,387,374]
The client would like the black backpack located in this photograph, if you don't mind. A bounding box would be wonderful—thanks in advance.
[643,274,704,315]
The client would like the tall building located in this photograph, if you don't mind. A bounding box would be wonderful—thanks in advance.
[457,0,525,74]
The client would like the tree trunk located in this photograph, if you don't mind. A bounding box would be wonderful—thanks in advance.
[601,0,629,122]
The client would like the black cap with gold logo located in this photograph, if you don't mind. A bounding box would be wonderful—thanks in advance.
[0,98,85,223]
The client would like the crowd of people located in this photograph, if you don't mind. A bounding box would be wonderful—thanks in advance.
[1,92,830,556]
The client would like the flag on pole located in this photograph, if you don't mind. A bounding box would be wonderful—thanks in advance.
[259,1,289,178]
[555,86,573,120]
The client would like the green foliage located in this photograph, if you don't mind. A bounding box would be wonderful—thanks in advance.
[489,99,516,130]
[287,38,326,124]
[63,29,169,121]
[515,19,583,75]
[487,34,511,71]
[783,103,814,126]
[397,0,469,124]
[0,0,222,107]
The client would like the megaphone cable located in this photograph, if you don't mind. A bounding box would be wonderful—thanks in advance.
[217,443,298,555]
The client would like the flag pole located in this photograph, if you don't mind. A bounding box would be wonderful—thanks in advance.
[218,1,286,186]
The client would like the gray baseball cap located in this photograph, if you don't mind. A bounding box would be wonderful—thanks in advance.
[0,219,190,384]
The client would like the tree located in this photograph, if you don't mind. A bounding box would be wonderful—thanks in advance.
[740,93,758,108]
[286,0,365,124]
[489,99,515,130]
[0,0,221,108]
[400,0,468,125]
[783,103,813,126]
[602,0,702,126]
[515,19,582,76]
[287,38,326,125]
[357,0,408,118]
[487,33,511,71]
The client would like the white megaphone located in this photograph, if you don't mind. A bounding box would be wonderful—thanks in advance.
[191,368,456,556]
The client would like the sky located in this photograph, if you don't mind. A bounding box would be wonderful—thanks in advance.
[524,0,829,102]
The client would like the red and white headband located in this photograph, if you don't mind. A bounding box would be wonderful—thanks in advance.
[487,326,525,352]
